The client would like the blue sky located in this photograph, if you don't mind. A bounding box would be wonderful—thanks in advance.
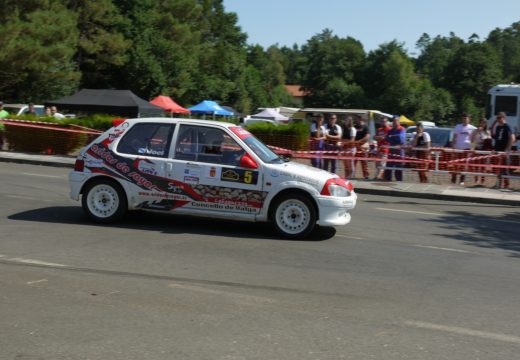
[223,0,520,55]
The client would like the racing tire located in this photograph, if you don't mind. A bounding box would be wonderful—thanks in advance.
[271,193,317,239]
[82,179,127,223]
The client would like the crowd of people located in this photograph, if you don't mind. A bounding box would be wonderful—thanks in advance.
[309,112,517,189]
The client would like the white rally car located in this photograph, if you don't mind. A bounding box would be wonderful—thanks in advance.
[69,118,357,239]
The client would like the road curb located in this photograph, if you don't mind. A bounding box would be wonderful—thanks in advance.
[0,155,74,169]
[354,187,520,206]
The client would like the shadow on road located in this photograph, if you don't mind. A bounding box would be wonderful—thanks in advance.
[429,210,520,257]
[7,206,336,241]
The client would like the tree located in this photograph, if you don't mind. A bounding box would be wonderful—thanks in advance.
[300,29,366,107]
[68,0,130,88]
[486,22,520,83]
[443,42,502,112]
[0,0,80,102]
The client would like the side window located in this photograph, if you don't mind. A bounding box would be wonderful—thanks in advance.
[117,123,175,158]
[175,125,245,166]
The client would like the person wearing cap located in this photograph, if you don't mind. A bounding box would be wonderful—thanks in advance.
[450,113,476,185]
[384,115,406,181]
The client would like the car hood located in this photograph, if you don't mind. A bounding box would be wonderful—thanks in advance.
[263,161,340,191]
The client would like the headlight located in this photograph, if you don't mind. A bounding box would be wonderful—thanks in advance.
[320,178,354,197]
[328,184,351,197]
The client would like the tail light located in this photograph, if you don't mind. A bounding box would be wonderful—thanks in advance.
[321,178,353,197]
[74,159,85,172]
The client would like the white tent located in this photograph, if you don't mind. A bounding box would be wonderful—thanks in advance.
[251,108,289,123]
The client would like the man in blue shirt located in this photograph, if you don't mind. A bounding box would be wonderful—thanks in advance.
[384,116,406,181]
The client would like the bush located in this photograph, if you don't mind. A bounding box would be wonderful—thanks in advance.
[246,122,309,150]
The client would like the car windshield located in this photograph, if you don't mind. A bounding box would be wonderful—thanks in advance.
[242,136,282,163]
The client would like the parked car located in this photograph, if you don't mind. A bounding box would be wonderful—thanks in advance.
[2,104,44,116]
[69,118,357,239]
[407,127,454,147]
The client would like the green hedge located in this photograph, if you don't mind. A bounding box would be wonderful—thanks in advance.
[245,122,309,150]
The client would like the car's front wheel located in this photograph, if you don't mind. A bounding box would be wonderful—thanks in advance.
[271,194,316,239]
[82,179,127,223]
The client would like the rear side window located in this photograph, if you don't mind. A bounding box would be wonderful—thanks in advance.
[117,123,175,158]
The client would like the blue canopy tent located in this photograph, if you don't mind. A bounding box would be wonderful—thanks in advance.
[188,100,233,116]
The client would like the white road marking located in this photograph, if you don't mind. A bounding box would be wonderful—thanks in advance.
[26,279,48,285]
[21,172,65,179]
[335,234,364,240]
[405,321,520,345]
[169,283,276,305]
[5,194,55,202]
[7,258,66,267]
[413,245,476,254]
[376,207,442,216]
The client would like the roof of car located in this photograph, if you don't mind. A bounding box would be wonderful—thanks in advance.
[124,117,237,128]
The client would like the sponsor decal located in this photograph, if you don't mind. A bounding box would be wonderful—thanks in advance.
[138,148,165,157]
[184,175,199,185]
[220,167,258,185]
[279,171,320,187]
[229,126,253,140]
[85,159,104,168]
[184,168,200,177]
[270,170,280,177]
[137,159,158,176]
[205,166,221,179]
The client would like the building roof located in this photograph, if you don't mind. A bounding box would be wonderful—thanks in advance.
[285,85,308,97]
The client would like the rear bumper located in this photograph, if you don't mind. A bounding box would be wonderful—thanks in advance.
[69,171,88,201]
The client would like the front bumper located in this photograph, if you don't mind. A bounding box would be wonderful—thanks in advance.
[316,192,357,226]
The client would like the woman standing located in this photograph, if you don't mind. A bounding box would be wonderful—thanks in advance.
[310,115,326,168]
[412,122,431,183]
[342,116,357,178]
[470,118,493,184]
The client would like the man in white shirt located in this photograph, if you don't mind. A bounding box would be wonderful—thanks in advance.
[451,113,476,185]
[51,106,65,119]
[323,114,343,174]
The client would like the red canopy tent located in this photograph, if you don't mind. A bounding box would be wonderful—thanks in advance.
[150,95,190,114]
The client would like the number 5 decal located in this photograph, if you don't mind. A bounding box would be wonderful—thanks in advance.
[244,171,253,184]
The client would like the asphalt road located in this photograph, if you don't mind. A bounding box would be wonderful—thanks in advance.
[1,162,519,360]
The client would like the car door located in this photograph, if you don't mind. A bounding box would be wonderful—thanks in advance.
[164,124,267,218]
[113,122,176,210]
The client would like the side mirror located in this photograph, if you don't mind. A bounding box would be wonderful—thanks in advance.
[239,153,258,169]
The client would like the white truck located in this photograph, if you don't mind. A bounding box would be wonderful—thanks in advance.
[487,84,520,149]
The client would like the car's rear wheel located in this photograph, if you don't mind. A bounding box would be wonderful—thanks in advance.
[272,194,316,239]
[82,179,127,223]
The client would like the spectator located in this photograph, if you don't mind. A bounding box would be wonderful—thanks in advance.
[44,107,52,117]
[24,103,37,116]
[493,112,516,189]
[471,118,493,185]
[374,117,391,180]
[342,116,357,178]
[310,115,326,168]
[450,113,476,185]
[323,114,342,174]
[412,122,431,183]
[353,116,370,179]
[384,116,406,181]
[51,106,65,119]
